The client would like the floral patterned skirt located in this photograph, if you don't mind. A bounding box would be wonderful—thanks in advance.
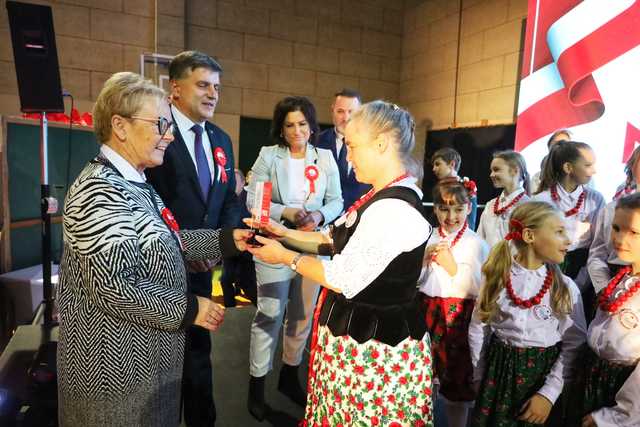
[422,294,476,402]
[471,337,560,427]
[565,345,635,426]
[304,325,434,427]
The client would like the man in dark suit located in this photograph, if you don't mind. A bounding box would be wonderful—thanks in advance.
[147,50,240,427]
[315,88,371,212]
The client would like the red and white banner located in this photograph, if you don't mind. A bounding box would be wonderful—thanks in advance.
[515,0,640,198]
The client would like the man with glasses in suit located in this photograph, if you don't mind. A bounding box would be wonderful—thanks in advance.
[147,50,240,427]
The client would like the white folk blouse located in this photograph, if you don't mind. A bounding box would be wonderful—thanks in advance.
[468,261,587,403]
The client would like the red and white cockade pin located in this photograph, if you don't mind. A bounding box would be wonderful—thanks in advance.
[305,165,320,194]
[214,147,228,183]
[161,207,184,250]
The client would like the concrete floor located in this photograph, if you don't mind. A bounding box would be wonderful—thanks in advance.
[183,304,307,427]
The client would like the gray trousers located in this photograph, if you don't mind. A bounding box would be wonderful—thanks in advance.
[249,269,320,377]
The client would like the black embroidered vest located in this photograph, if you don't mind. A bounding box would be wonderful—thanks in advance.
[319,186,429,346]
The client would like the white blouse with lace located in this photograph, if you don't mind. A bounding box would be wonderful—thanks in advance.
[322,179,432,299]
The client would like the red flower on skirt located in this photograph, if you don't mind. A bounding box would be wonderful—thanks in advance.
[382,407,389,416]
[344,412,351,422]
[337,344,344,353]
[392,363,402,373]
[356,402,364,411]
[371,349,380,359]
[390,422,402,427]
[397,409,405,419]
[388,394,396,403]
[410,361,416,371]
[376,366,385,375]
[354,365,364,375]
[345,376,351,386]
[421,405,430,415]
[402,351,410,361]
[371,416,380,426]
[414,420,426,427]
[366,381,374,390]
[400,376,408,385]
[351,348,358,357]
[375,397,383,406]
[516,376,524,385]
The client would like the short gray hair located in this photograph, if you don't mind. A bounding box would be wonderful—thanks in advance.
[93,72,166,144]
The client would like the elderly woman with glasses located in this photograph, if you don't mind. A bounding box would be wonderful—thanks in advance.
[57,72,251,427]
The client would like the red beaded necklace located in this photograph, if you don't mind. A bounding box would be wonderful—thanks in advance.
[438,220,468,249]
[505,266,554,308]
[550,185,585,217]
[613,185,634,201]
[598,266,640,313]
[346,173,409,215]
[493,190,526,216]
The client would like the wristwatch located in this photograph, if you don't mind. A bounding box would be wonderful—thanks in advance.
[290,253,304,271]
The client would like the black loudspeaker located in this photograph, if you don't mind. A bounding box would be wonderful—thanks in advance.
[6,1,64,113]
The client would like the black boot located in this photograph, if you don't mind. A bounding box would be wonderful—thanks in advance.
[248,375,266,421]
[277,363,307,407]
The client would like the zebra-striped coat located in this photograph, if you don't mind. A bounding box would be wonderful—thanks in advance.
[57,158,231,427]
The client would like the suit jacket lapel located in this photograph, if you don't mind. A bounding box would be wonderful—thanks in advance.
[205,124,220,205]
[170,122,207,205]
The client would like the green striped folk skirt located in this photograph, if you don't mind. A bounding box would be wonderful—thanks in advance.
[471,337,561,427]
[566,345,635,426]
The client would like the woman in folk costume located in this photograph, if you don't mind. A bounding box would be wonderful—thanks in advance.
[246,101,434,426]
[478,150,531,247]
[569,193,640,427]
[418,178,489,427]
[468,201,587,427]
[245,96,343,420]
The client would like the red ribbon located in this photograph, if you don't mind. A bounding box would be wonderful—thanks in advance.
[161,208,180,232]
[305,165,319,194]
[214,147,228,183]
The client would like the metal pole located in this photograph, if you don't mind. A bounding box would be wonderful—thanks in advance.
[40,112,53,327]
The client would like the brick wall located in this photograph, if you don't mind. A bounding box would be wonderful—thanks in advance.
[400,0,526,166]
[0,0,527,168]
[402,0,527,130]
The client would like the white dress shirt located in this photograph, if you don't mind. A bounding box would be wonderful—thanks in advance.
[588,200,630,292]
[171,105,216,183]
[322,179,432,299]
[286,157,308,209]
[468,261,587,403]
[477,188,530,248]
[533,185,605,251]
[588,273,640,427]
[100,145,145,183]
[418,225,489,299]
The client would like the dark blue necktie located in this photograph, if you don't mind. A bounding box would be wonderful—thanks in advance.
[191,124,211,199]
[337,139,348,182]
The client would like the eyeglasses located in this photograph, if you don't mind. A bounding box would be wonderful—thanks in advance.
[126,116,175,138]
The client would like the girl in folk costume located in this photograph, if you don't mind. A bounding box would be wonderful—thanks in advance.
[532,141,605,282]
[418,179,490,427]
[587,145,640,294]
[246,101,434,426]
[469,201,587,427]
[570,193,640,427]
[612,144,640,201]
[478,150,531,247]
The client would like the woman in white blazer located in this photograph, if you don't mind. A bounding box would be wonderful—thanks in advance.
[246,96,342,420]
